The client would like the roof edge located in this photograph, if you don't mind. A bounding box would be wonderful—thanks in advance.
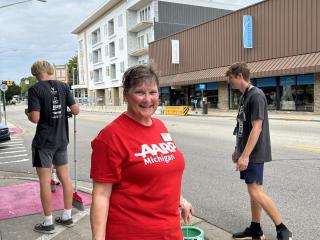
[71,0,123,34]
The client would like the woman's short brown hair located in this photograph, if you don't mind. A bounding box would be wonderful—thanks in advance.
[122,65,159,95]
[31,60,54,79]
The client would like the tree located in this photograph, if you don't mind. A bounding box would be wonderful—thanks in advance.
[67,55,78,86]
[2,81,21,102]
[20,76,37,97]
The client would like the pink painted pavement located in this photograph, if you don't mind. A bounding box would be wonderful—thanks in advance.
[9,127,23,134]
[0,182,91,220]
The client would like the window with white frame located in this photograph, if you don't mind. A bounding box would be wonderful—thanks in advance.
[139,6,151,22]
[137,35,145,49]
[89,53,93,63]
[106,66,110,76]
[110,63,116,79]
[105,45,109,56]
[118,14,123,28]
[120,61,125,73]
[92,48,102,64]
[109,42,115,58]
[90,71,93,80]
[93,68,102,83]
[91,28,101,45]
[104,24,108,36]
[108,19,115,36]
[119,38,124,50]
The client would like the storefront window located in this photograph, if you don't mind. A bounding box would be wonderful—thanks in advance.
[255,77,277,110]
[170,86,188,106]
[206,82,219,108]
[160,87,170,106]
[296,74,314,111]
[229,86,241,109]
[280,76,297,110]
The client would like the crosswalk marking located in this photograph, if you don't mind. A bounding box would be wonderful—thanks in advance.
[0,146,26,150]
[0,150,27,155]
[35,208,90,240]
[0,154,28,159]
[0,143,24,147]
[0,140,24,144]
[0,159,29,165]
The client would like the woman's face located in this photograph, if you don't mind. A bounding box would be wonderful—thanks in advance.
[125,80,159,125]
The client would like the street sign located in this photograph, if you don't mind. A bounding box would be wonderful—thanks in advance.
[199,84,206,90]
[0,84,8,92]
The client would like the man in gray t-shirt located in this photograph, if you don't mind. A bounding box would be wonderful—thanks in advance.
[226,62,292,240]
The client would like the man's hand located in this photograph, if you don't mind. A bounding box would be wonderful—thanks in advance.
[236,154,249,171]
[232,149,238,163]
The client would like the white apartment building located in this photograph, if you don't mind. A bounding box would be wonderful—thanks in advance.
[72,0,235,106]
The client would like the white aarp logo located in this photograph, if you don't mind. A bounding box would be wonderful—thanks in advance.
[134,142,177,165]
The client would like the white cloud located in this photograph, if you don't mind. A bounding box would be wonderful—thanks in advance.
[0,0,105,83]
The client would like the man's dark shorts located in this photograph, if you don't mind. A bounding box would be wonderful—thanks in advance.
[240,162,264,185]
[32,146,68,168]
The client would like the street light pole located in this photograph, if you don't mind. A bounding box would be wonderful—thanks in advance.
[72,67,75,98]
[0,0,46,9]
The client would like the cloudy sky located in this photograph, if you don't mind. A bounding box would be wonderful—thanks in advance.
[0,0,262,84]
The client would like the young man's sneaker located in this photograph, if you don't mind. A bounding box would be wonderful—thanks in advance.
[277,228,292,240]
[55,216,74,227]
[33,223,55,234]
[232,227,266,240]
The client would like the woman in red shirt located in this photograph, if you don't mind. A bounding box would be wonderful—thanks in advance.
[90,65,193,240]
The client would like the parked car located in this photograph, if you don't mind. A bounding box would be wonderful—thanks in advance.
[0,123,10,143]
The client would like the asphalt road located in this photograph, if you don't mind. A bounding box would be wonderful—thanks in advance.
[2,104,319,240]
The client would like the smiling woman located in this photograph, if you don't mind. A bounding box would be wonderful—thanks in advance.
[90,64,194,240]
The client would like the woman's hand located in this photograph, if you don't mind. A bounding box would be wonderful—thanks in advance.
[180,198,194,224]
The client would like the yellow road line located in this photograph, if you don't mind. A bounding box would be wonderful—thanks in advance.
[284,144,320,152]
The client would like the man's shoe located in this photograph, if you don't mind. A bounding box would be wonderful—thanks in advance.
[33,223,55,234]
[277,228,292,240]
[232,227,266,239]
[55,216,74,227]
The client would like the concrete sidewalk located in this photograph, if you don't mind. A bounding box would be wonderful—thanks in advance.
[0,170,232,240]
[188,109,320,122]
[79,104,320,122]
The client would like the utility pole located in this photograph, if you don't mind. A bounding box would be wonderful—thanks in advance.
[72,67,75,98]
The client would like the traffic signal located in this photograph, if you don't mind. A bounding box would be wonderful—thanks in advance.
[5,80,13,86]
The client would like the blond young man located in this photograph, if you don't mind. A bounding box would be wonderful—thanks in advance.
[26,60,79,234]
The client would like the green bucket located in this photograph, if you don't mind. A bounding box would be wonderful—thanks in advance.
[181,226,204,240]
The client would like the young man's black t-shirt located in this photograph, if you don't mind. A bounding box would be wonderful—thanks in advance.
[236,86,272,163]
[28,80,75,149]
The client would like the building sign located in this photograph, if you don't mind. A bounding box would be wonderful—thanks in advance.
[243,15,253,48]
[171,40,180,64]
[199,84,206,90]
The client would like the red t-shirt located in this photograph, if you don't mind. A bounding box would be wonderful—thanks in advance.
[90,113,185,240]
